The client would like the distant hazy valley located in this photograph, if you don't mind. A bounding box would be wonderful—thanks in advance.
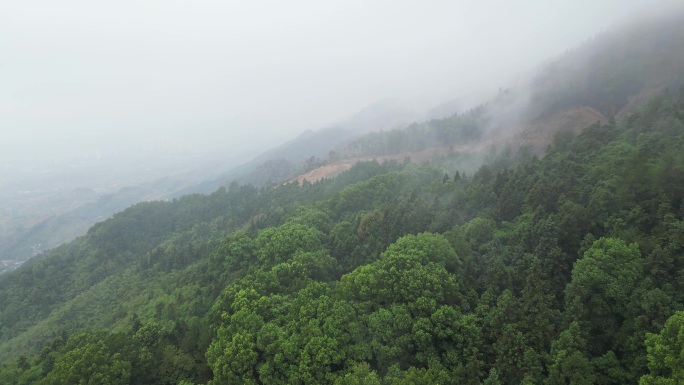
[4,9,684,275]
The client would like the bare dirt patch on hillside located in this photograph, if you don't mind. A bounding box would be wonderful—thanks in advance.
[292,106,608,184]
[292,147,466,184]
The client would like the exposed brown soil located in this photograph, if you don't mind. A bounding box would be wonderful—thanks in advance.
[294,162,355,184]
[292,146,468,184]
[616,86,666,120]
[514,106,609,155]
[292,106,609,184]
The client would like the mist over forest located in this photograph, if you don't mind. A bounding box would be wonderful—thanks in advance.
[0,0,663,267]
[2,1,684,384]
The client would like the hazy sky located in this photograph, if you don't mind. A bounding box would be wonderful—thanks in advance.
[0,0,658,164]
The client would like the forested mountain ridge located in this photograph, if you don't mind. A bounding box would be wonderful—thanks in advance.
[0,178,192,273]
[1,11,684,385]
[179,99,418,195]
[0,90,414,274]
[2,91,683,384]
[295,10,684,181]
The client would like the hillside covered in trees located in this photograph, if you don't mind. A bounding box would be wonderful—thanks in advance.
[0,90,682,384]
[2,10,684,385]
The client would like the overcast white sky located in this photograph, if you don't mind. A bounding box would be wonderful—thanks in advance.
[0,0,660,164]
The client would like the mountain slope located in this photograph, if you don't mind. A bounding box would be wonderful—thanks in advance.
[3,92,684,384]
[180,99,418,194]
[2,10,684,385]
[285,13,684,186]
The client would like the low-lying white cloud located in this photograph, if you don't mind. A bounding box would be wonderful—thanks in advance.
[0,0,659,164]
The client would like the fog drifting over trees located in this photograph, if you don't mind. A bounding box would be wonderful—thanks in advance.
[1,0,664,165]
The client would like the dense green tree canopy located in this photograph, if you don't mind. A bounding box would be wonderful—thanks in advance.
[1,88,684,384]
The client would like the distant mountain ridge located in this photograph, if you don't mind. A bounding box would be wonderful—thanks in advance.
[2,8,684,384]
[282,11,684,184]
[4,8,684,273]
[177,99,420,194]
